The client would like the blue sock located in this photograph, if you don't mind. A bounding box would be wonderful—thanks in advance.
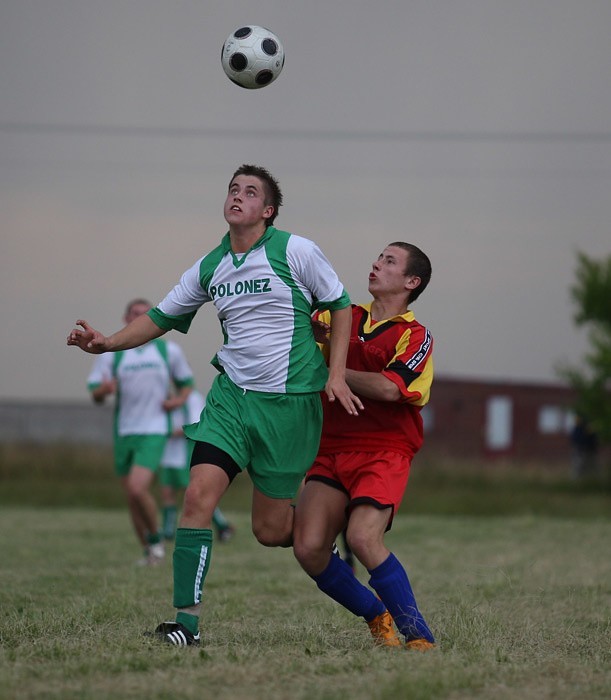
[313,553,384,622]
[368,553,435,643]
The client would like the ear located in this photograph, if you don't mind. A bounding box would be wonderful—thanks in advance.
[263,205,274,220]
[405,275,421,292]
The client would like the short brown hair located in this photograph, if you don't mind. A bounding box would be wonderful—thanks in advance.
[387,242,432,302]
[124,298,151,316]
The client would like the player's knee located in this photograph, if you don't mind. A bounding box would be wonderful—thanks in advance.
[345,528,377,560]
[252,520,292,548]
[292,541,315,570]
[181,483,216,523]
[125,480,147,500]
[293,533,329,573]
[292,535,309,566]
[252,501,294,547]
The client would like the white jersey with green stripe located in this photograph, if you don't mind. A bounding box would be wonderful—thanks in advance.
[149,227,350,394]
[87,339,194,436]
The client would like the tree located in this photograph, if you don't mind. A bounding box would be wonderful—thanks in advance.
[557,251,611,443]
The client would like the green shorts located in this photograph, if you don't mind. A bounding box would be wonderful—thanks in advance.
[184,373,323,499]
[113,434,167,477]
[159,465,190,489]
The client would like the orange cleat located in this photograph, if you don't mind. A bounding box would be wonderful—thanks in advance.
[367,611,402,647]
[405,638,436,652]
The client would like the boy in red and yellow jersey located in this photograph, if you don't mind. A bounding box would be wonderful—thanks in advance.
[293,242,435,650]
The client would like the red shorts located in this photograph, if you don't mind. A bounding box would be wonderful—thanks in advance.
[305,450,412,523]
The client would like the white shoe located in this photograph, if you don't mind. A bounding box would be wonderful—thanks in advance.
[136,542,165,567]
[149,542,165,559]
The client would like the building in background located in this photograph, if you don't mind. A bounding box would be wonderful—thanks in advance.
[1,376,607,467]
[420,376,578,463]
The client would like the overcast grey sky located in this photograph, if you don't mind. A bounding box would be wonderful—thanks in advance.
[1,1,610,401]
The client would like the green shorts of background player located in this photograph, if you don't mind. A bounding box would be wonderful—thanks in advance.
[114,434,167,478]
[113,434,167,563]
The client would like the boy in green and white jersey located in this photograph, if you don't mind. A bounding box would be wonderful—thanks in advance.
[68,165,363,645]
[87,299,194,565]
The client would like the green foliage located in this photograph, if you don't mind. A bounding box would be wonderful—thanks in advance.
[571,251,611,328]
[558,251,611,442]
[1,508,609,699]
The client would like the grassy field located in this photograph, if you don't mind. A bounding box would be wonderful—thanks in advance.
[1,447,610,699]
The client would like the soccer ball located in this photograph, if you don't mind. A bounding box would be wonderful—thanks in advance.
[221,26,285,89]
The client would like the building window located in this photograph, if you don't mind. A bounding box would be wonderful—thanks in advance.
[421,405,434,433]
[486,396,513,450]
[538,405,570,434]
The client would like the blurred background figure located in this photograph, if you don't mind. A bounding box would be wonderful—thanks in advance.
[569,414,599,480]
[159,388,235,542]
[339,530,355,572]
[87,298,195,565]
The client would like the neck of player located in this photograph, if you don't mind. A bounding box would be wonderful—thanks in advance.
[229,223,268,254]
[370,297,409,322]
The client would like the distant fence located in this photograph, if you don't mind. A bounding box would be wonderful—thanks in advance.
[0,400,113,445]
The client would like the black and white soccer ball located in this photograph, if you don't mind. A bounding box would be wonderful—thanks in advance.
[221,26,285,89]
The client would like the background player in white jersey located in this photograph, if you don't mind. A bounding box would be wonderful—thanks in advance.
[87,299,194,565]
[159,389,235,543]
[68,164,362,646]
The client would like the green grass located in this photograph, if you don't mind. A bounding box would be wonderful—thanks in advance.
[1,507,609,700]
[1,445,610,698]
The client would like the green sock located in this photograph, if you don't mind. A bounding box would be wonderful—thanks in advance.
[176,611,199,636]
[162,506,177,539]
[212,507,229,530]
[173,528,213,611]
[147,532,161,545]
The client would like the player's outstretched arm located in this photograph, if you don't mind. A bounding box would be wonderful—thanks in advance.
[325,306,364,416]
[67,314,165,354]
[344,369,401,402]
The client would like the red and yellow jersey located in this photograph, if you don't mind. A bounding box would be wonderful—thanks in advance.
[315,303,433,457]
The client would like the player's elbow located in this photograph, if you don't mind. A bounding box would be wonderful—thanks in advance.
[380,380,402,402]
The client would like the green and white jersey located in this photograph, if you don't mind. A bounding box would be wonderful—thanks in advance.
[149,227,350,394]
[87,339,194,436]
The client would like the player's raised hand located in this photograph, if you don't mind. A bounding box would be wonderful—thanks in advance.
[66,320,109,354]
